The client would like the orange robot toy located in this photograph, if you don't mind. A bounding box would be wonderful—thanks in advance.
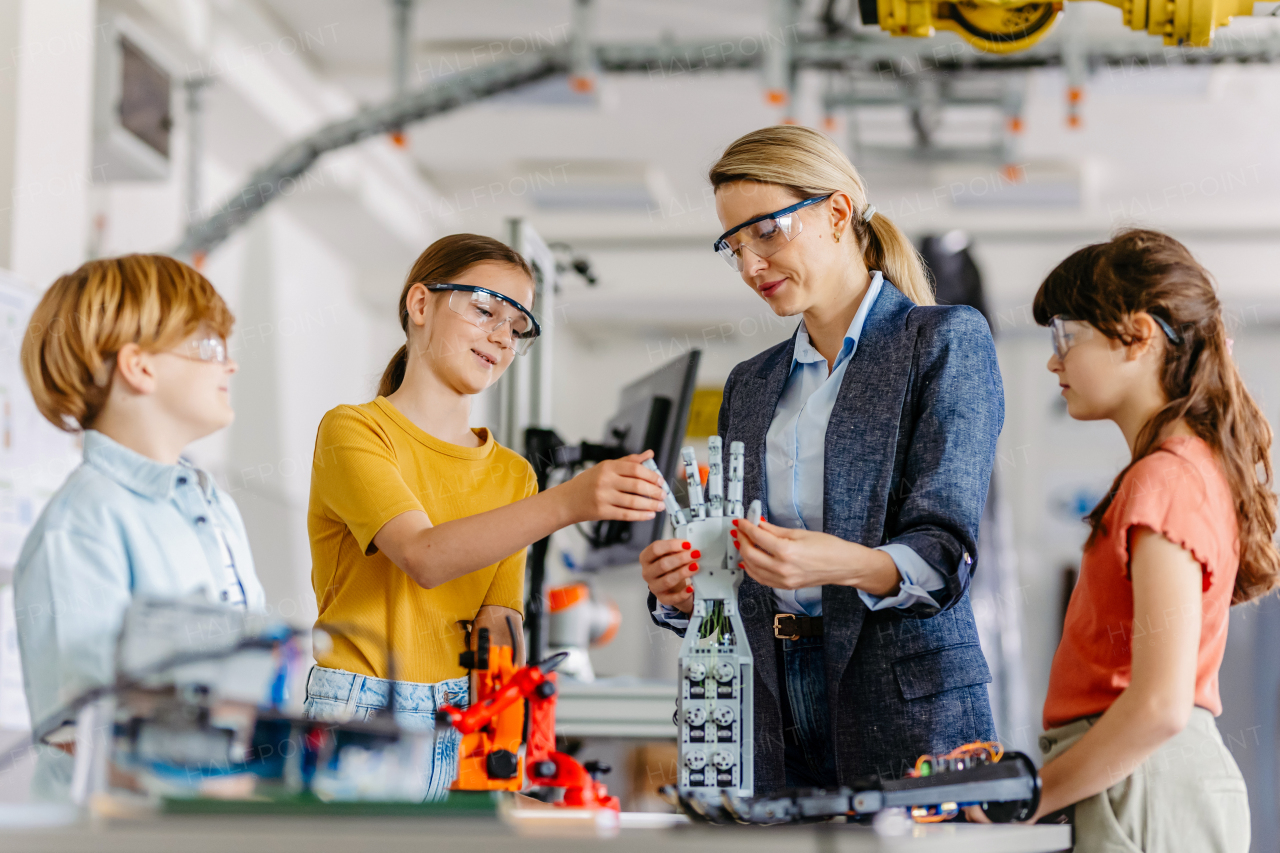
[434,625,619,810]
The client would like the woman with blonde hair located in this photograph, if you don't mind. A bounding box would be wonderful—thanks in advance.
[642,126,1004,792]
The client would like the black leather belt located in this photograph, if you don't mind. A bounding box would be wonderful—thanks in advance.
[773,613,823,640]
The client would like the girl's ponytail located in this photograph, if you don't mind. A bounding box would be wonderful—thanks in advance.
[1176,310,1279,602]
[377,344,409,398]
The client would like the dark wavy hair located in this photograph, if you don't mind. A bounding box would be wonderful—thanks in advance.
[377,234,532,398]
[1032,229,1279,604]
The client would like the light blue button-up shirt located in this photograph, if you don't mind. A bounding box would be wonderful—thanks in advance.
[763,271,944,616]
[656,272,944,629]
[13,430,265,798]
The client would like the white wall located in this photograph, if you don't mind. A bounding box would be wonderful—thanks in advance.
[0,0,96,285]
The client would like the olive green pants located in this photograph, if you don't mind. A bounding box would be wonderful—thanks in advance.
[1039,707,1250,853]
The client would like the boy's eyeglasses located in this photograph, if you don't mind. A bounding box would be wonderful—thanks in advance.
[712,195,832,271]
[426,283,540,356]
[167,335,229,364]
[1051,313,1183,360]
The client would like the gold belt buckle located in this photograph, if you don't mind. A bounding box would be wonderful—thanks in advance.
[773,613,800,641]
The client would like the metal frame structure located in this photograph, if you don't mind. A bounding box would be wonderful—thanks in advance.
[172,51,566,258]
[498,218,557,450]
[170,17,1280,261]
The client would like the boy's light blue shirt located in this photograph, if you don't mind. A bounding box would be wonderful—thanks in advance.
[656,272,945,628]
[13,430,265,797]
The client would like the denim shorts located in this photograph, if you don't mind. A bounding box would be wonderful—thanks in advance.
[302,665,469,802]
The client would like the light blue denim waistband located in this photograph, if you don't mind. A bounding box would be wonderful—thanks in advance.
[304,665,468,724]
[302,666,470,801]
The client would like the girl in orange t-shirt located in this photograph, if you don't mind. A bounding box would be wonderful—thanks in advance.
[971,230,1278,852]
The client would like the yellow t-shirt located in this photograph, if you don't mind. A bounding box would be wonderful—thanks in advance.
[308,396,538,684]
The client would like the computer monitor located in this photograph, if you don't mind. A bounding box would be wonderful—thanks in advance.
[580,349,701,570]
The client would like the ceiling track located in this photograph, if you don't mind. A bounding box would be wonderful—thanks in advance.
[173,30,1280,259]
[173,50,569,258]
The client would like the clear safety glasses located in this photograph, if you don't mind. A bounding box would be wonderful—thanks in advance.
[712,194,832,271]
[168,334,229,364]
[427,283,541,356]
[1050,313,1182,360]
[1049,317,1092,360]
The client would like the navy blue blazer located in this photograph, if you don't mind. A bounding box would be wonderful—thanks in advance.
[649,280,1005,793]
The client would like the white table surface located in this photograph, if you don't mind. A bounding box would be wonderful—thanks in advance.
[5,814,1072,853]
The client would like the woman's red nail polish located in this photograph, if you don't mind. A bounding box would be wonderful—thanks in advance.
[730,530,738,538]
[734,542,739,549]
[685,586,693,593]
[732,519,739,527]
[737,562,745,569]
[681,541,691,550]
[759,516,765,522]
[691,550,701,559]
[690,564,699,572]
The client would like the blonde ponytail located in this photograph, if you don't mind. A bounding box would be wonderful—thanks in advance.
[709,126,934,306]
[862,211,933,306]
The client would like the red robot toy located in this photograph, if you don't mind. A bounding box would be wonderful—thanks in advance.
[435,627,619,811]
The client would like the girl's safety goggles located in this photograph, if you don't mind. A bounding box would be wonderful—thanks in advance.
[1049,316,1091,360]
[712,194,832,271]
[426,283,541,355]
[1050,313,1182,360]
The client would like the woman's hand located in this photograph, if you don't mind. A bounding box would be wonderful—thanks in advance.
[640,538,698,614]
[558,450,665,524]
[732,518,901,596]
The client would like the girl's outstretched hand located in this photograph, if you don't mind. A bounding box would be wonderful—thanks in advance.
[561,450,666,523]
[640,537,698,614]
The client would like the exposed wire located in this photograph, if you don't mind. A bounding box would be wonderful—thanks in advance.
[694,599,736,646]
[537,650,570,673]
[908,741,1007,824]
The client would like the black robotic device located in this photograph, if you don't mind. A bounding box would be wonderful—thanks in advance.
[662,749,1040,826]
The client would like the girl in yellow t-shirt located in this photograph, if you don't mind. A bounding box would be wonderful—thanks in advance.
[305,234,664,799]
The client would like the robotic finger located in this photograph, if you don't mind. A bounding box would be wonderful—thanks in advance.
[707,436,724,518]
[727,441,744,518]
[643,458,688,527]
[681,446,706,521]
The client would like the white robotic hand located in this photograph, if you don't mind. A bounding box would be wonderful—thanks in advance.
[645,438,758,800]
[643,438,762,601]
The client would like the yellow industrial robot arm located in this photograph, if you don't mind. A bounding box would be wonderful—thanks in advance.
[862,0,1258,53]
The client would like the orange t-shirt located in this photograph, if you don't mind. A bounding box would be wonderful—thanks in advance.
[1043,436,1239,730]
